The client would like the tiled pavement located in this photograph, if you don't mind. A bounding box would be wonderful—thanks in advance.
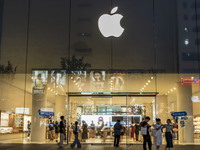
[0,144,200,150]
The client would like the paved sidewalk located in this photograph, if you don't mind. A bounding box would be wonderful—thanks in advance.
[0,144,200,150]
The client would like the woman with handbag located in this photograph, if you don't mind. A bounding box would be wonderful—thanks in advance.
[163,119,174,150]
[153,118,163,150]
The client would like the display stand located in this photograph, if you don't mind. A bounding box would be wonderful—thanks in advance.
[194,115,200,139]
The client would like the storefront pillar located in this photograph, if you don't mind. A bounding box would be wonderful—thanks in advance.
[157,95,168,123]
[69,102,77,124]
[143,103,153,125]
[55,95,66,121]
[177,83,194,143]
[31,90,47,142]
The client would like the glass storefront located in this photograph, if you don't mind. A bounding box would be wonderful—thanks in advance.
[0,0,200,145]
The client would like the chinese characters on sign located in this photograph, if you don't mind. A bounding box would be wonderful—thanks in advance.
[181,77,200,85]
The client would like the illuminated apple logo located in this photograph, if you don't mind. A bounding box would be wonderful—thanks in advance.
[98,7,124,38]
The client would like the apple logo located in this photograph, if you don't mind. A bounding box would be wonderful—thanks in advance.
[98,7,124,38]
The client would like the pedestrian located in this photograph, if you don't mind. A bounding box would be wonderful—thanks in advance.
[58,116,65,149]
[141,116,152,150]
[90,121,96,138]
[27,121,31,139]
[153,118,163,150]
[135,122,140,142]
[49,120,54,141]
[114,120,122,147]
[54,121,59,142]
[131,121,135,142]
[71,121,81,148]
[163,119,174,150]
[81,120,88,142]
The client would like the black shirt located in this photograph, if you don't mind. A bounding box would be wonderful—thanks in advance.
[60,121,65,133]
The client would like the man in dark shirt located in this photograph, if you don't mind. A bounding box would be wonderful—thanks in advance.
[114,120,122,147]
[142,116,152,150]
[58,116,65,149]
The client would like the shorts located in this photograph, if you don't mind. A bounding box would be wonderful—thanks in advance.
[49,130,54,134]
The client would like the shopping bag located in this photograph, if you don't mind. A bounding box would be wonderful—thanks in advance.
[172,133,176,139]
[141,127,147,135]
[151,129,157,137]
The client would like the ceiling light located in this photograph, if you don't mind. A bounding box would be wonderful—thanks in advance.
[148,80,150,83]
[168,91,170,93]
[174,87,176,90]
[144,85,146,88]
[171,89,173,92]
[151,77,153,79]
[146,83,148,85]
[142,88,144,90]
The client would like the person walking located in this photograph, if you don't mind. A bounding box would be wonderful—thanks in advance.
[27,121,31,139]
[81,121,88,142]
[164,119,174,150]
[135,122,140,142]
[141,116,152,150]
[114,120,122,147]
[58,116,65,149]
[153,118,163,150]
[71,121,81,148]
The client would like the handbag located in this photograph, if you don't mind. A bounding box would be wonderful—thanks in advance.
[141,127,147,135]
[151,129,158,137]
[172,133,176,138]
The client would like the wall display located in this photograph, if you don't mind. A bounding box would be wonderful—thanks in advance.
[32,70,48,90]
[13,114,23,133]
[90,71,106,92]
[71,71,87,91]
[0,127,13,134]
[194,116,200,134]
[109,72,125,91]
[0,112,9,126]
[51,70,66,92]
[23,116,31,131]
[15,108,29,115]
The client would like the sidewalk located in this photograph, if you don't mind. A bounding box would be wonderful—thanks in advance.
[0,144,200,150]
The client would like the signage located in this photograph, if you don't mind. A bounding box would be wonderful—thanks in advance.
[171,111,187,119]
[181,77,200,85]
[38,108,54,119]
[98,7,124,37]
[15,108,29,115]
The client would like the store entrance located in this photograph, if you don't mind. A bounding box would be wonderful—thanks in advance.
[66,92,157,145]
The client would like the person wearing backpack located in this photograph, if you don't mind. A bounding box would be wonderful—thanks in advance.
[71,121,81,148]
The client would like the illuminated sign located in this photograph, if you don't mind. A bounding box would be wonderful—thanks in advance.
[181,77,200,85]
[191,96,200,102]
[98,7,124,37]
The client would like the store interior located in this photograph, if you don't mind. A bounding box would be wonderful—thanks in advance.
[0,72,200,144]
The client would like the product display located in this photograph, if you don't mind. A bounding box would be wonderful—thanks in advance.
[0,127,13,134]
[0,112,9,126]
[194,116,200,134]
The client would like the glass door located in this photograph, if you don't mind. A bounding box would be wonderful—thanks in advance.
[126,96,156,144]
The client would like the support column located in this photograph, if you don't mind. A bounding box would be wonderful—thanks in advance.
[177,83,194,143]
[69,102,77,124]
[143,103,153,125]
[55,95,66,121]
[157,95,168,123]
[31,90,47,142]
